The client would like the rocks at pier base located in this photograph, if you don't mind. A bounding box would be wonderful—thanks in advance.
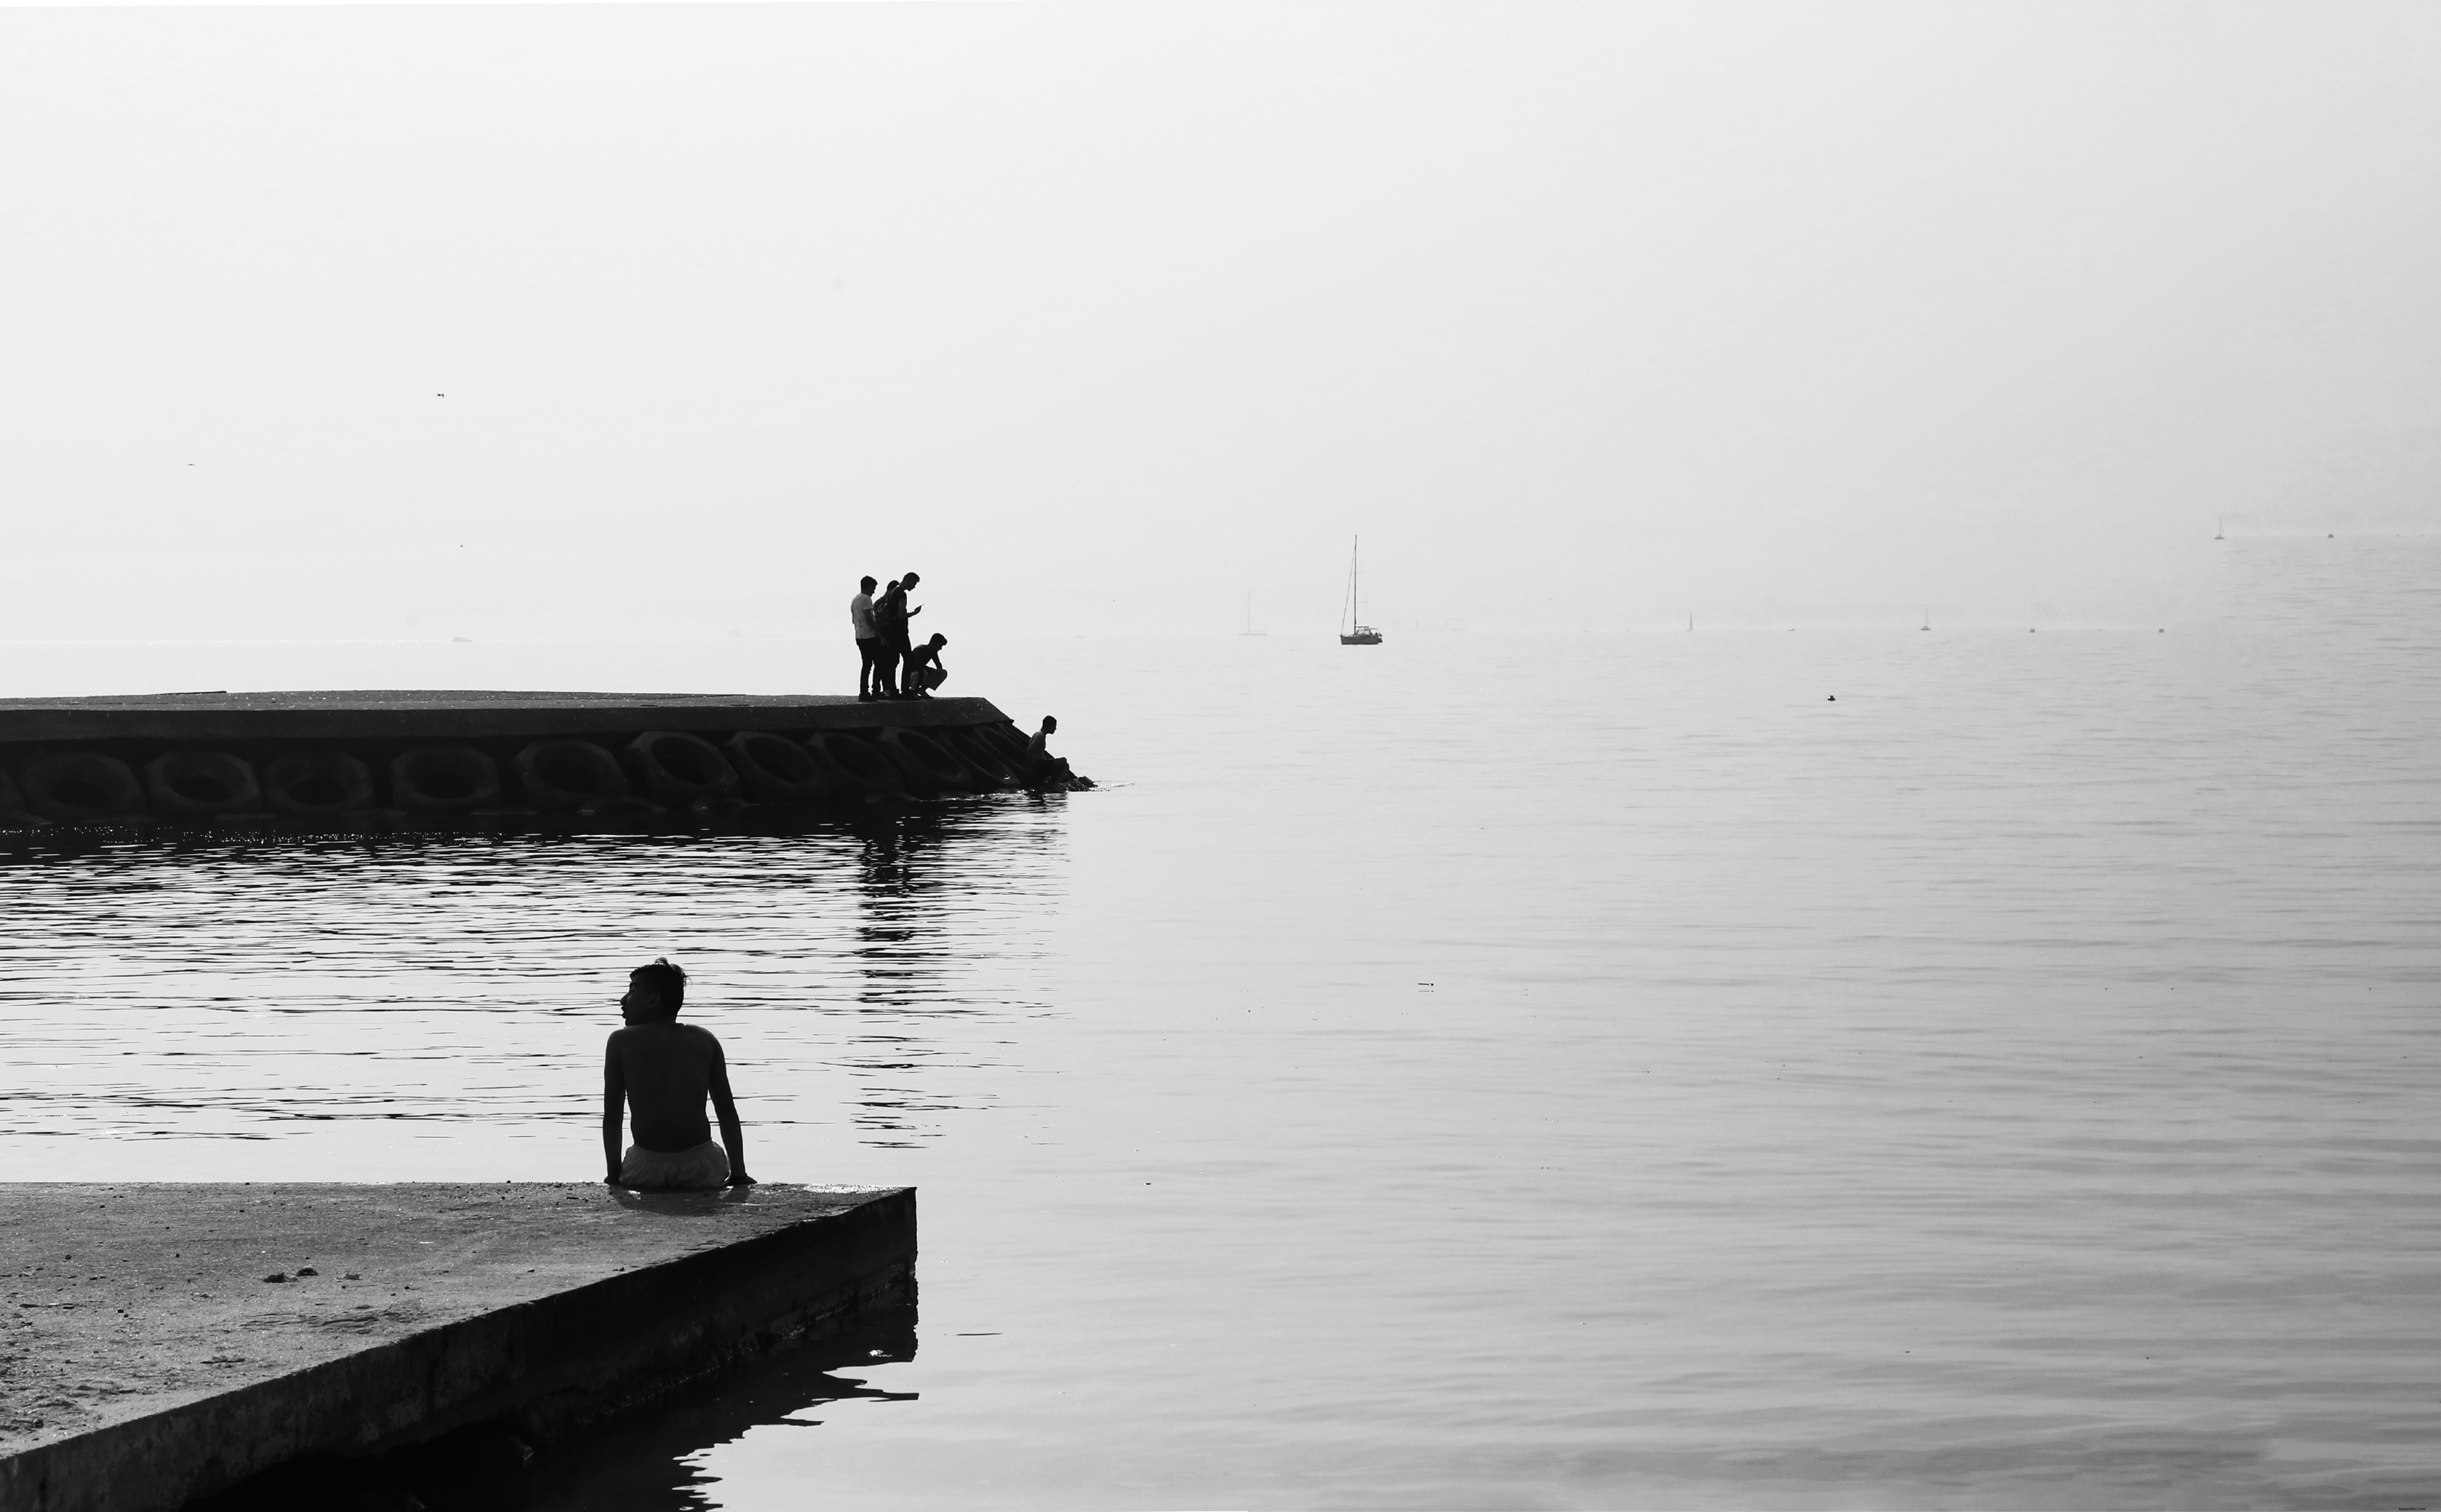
[0,1182,915,1512]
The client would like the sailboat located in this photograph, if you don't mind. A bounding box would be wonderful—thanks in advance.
[1240,591,1266,636]
[1340,536,1383,645]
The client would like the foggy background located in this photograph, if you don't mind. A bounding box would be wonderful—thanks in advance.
[3,2,2436,646]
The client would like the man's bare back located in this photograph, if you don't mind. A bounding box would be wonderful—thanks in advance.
[606,1021,725,1150]
[601,960,753,1190]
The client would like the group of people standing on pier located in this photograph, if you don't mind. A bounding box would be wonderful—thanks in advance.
[849,573,948,702]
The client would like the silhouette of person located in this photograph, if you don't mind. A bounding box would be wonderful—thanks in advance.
[1024,715,1076,786]
[850,576,886,701]
[602,958,754,1191]
[873,573,922,699]
[867,578,905,697]
[903,633,949,698]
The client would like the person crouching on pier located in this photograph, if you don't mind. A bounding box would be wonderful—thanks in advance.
[603,958,754,1190]
[903,633,949,698]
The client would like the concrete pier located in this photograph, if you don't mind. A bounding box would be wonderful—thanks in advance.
[0,690,1006,747]
[0,1182,915,1511]
[0,689,1072,828]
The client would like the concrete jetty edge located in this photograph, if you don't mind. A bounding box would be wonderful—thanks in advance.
[0,691,1011,748]
[0,690,1078,826]
[0,1184,915,1512]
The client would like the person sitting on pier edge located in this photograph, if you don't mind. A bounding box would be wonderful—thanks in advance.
[872,572,921,698]
[903,632,949,698]
[603,958,754,1191]
[1025,715,1077,787]
[850,575,886,702]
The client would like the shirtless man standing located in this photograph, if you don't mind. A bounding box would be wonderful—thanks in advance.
[602,958,754,1190]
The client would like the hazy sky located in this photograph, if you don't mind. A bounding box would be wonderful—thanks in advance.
[3,2,2437,640]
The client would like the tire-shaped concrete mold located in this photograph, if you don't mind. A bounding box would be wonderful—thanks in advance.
[513,740,631,811]
[145,751,261,819]
[263,752,377,817]
[620,731,742,808]
[389,746,503,815]
[935,727,1019,788]
[874,727,975,796]
[973,721,1033,765]
[801,733,907,801]
[0,766,47,831]
[0,770,40,831]
[724,731,832,804]
[21,752,148,824]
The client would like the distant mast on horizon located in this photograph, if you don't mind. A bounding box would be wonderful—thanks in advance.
[1340,536,1382,646]
[1241,591,1266,636]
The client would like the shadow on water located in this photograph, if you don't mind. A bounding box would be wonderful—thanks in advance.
[180,1309,920,1512]
[522,1308,921,1512]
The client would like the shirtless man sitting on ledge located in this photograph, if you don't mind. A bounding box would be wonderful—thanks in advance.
[603,958,755,1190]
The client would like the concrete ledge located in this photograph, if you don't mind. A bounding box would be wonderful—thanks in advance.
[0,691,1011,748]
[0,1182,915,1512]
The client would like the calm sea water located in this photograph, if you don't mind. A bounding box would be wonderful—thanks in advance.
[4,539,2437,1509]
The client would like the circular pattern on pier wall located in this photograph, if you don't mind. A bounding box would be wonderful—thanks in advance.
[800,733,907,801]
[0,763,50,830]
[21,752,148,824]
[144,751,262,819]
[723,732,832,804]
[262,752,377,817]
[620,731,742,808]
[972,720,1033,766]
[389,746,503,815]
[934,727,1019,788]
[874,728,976,797]
[512,740,630,811]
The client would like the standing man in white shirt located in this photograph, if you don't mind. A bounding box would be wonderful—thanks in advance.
[849,576,884,701]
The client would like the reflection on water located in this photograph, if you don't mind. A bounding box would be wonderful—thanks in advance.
[839,804,1066,1147]
[0,801,1067,1169]
[525,1310,920,1512]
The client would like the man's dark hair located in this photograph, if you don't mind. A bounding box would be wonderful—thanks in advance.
[901,571,921,586]
[631,958,686,1016]
[930,633,948,648]
[860,575,877,592]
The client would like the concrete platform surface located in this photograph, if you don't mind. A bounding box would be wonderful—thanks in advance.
[0,690,1009,747]
[0,1182,915,1511]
